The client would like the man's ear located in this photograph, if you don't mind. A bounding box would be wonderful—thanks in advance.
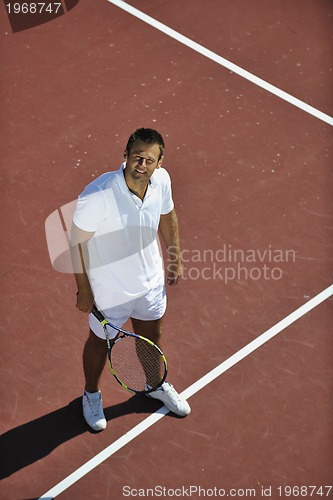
[157,155,164,168]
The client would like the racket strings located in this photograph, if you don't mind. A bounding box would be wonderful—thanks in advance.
[135,338,163,389]
[110,336,165,392]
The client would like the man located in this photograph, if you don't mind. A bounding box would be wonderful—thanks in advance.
[71,128,191,431]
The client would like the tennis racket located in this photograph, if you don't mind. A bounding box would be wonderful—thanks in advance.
[91,305,168,394]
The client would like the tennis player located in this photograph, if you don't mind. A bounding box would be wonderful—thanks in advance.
[71,128,191,431]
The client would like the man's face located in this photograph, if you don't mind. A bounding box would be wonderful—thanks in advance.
[124,140,163,184]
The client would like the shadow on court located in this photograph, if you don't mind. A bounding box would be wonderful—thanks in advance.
[0,395,169,479]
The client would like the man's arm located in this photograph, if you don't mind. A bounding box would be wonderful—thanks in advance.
[159,208,182,285]
[70,223,95,312]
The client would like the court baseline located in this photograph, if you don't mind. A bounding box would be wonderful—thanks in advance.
[39,284,333,499]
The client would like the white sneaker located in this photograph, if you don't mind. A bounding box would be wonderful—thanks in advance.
[82,390,107,431]
[146,382,191,417]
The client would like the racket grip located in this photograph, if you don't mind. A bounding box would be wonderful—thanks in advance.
[91,304,105,322]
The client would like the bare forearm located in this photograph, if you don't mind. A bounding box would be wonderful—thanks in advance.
[159,209,182,285]
[159,209,180,256]
[71,243,91,290]
[74,270,91,294]
[71,245,94,312]
[70,225,94,312]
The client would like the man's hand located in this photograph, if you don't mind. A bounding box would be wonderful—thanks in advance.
[166,261,182,286]
[76,288,94,313]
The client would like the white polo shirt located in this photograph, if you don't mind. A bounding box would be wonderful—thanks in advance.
[73,163,174,309]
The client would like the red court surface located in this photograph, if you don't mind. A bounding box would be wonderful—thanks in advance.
[1,1,332,499]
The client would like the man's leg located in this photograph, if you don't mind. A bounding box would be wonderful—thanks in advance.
[131,316,163,347]
[131,316,164,388]
[131,316,191,417]
[83,329,107,392]
[82,329,107,431]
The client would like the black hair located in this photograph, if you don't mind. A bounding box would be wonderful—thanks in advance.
[125,128,165,160]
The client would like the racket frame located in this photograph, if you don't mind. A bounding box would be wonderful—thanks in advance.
[92,305,168,394]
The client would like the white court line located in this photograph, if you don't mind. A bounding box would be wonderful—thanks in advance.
[39,284,333,499]
[106,0,333,127]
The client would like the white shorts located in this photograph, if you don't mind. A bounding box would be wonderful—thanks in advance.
[89,283,167,339]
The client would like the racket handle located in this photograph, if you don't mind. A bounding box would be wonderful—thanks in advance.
[91,304,105,322]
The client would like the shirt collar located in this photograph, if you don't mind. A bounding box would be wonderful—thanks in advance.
[117,162,155,201]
